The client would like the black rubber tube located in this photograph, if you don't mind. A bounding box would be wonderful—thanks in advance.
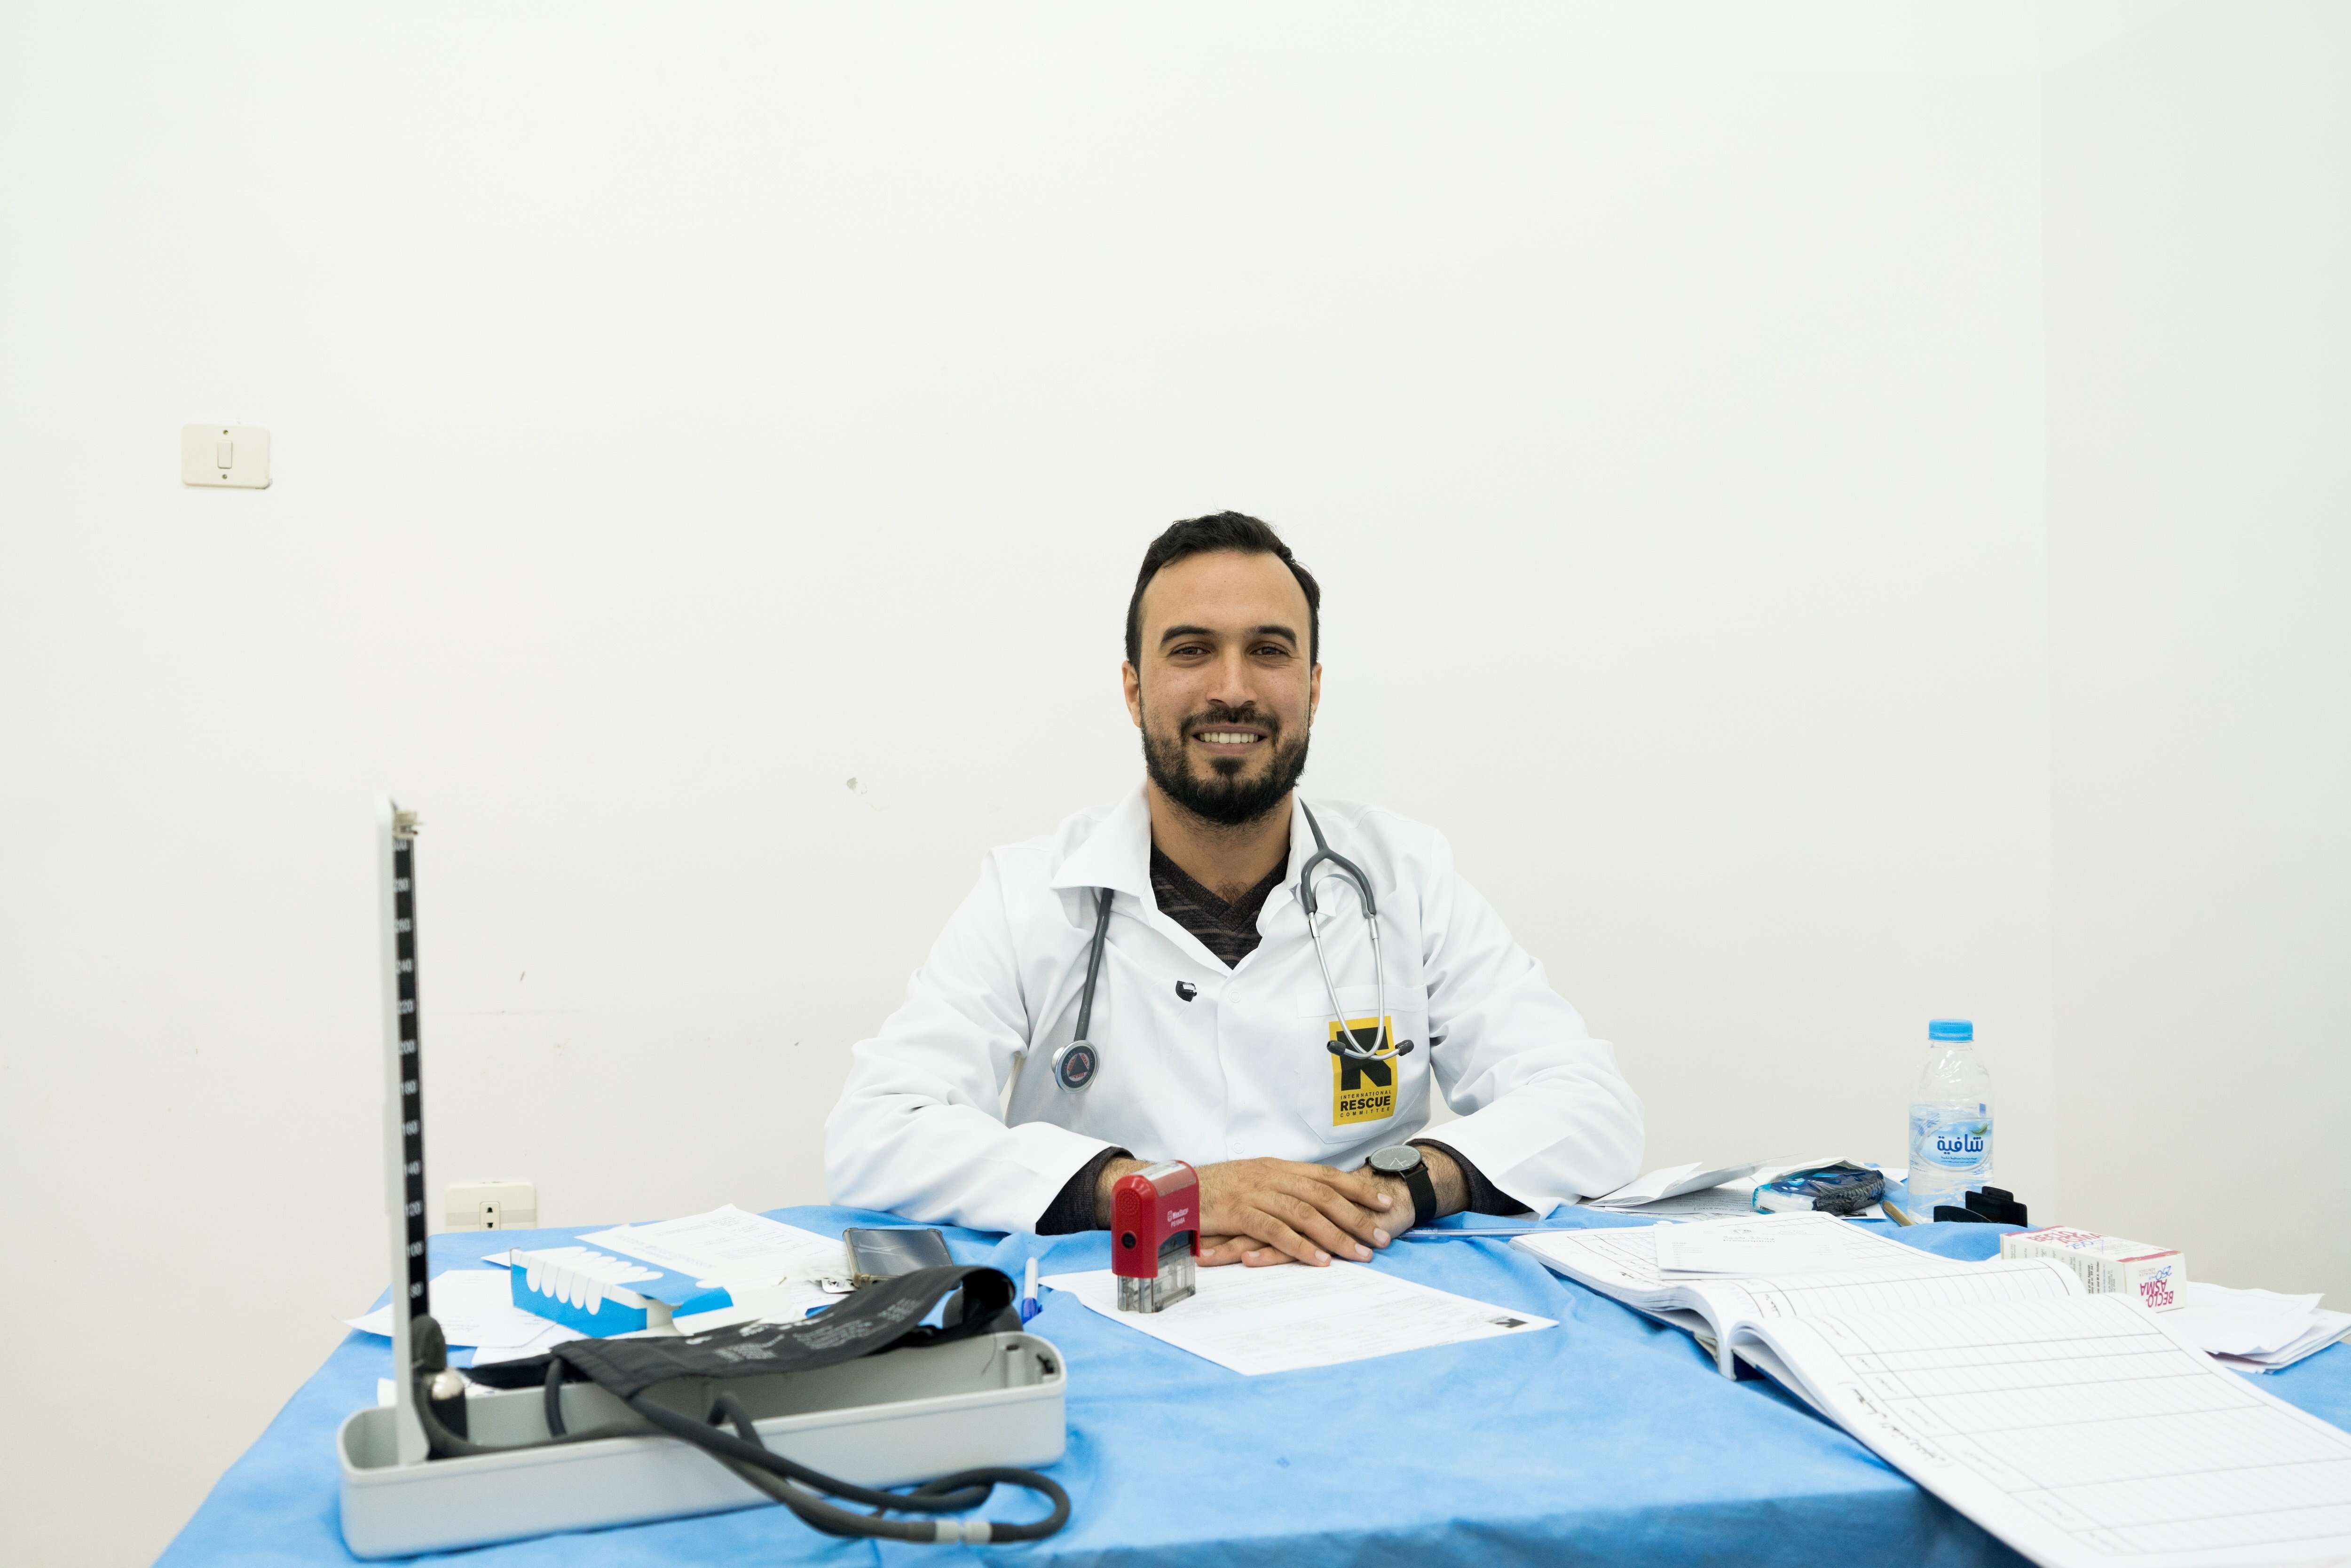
[413,1369,1068,1544]
[629,1393,1069,1541]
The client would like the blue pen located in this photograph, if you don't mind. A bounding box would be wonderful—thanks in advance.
[1396,1226,1561,1241]
[1018,1257,1041,1324]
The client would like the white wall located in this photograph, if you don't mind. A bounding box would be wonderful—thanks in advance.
[11,5,2285,1563]
[2045,2,2351,1304]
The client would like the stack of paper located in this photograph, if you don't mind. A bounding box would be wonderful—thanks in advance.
[2171,1281,2351,1373]
[1584,1161,1760,1218]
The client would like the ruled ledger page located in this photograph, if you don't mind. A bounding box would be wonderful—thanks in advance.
[1747,1296,2351,1566]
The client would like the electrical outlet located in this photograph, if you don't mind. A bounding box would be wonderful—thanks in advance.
[445,1181,536,1231]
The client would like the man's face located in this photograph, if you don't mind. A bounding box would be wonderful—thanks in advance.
[1124,550,1321,827]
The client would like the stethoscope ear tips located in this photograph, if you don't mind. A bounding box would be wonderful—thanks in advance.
[1325,1037,1412,1060]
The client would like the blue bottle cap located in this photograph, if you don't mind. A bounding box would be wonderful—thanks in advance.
[1928,1019,1974,1042]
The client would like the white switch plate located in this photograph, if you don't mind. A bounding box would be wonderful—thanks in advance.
[181,423,271,488]
[445,1180,537,1231]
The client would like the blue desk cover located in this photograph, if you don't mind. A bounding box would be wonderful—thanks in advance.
[158,1207,2351,1568]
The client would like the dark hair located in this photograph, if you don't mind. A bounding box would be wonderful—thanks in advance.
[1124,512,1322,669]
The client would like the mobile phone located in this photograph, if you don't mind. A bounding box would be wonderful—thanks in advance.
[842,1226,954,1286]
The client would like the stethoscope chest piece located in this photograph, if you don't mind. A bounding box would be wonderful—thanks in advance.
[1052,1037,1100,1093]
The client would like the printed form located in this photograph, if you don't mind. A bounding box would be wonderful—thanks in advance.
[1042,1261,1553,1376]
[1762,1296,2351,1565]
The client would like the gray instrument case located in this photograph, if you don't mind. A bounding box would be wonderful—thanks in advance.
[338,1329,1065,1557]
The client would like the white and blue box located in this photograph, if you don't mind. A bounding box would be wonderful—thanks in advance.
[505,1245,737,1337]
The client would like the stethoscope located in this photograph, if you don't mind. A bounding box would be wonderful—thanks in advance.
[1050,801,1410,1093]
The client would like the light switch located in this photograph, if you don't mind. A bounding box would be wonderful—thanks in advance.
[182,424,271,489]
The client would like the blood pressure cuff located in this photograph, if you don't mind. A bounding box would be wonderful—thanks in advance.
[463,1264,1018,1403]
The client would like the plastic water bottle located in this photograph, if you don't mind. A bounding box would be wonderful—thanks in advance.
[1907,1019,1993,1216]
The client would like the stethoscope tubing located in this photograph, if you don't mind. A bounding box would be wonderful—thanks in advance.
[1057,801,1402,1093]
[1302,863,1391,1063]
[1299,802,1398,1064]
[1073,885,1114,1041]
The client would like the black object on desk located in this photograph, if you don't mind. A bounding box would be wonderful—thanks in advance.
[1932,1186,2028,1225]
[1754,1161,1885,1216]
[843,1225,955,1286]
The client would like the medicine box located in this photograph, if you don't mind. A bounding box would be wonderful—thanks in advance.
[505,1245,734,1337]
[1999,1226,2187,1312]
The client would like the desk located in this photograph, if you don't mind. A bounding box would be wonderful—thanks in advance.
[159,1206,2351,1568]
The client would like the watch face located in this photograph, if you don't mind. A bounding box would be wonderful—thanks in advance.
[1369,1145,1418,1175]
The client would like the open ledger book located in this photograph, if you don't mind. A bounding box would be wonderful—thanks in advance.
[1520,1214,2351,1567]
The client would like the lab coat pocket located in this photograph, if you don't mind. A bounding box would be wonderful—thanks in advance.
[1291,986,1426,1148]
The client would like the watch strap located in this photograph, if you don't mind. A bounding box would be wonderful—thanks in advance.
[1399,1155,1438,1230]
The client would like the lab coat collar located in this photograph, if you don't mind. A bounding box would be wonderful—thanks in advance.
[1049,783,1317,914]
[1049,786,1157,899]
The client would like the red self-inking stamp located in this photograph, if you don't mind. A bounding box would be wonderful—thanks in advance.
[1111,1159,1199,1312]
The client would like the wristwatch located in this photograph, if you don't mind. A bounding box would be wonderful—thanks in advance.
[1368,1144,1437,1230]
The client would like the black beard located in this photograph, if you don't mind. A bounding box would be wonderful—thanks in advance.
[1140,705,1311,827]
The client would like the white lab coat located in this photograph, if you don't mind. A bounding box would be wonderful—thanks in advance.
[824,788,1644,1234]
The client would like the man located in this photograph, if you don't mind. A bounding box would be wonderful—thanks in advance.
[825,513,1642,1266]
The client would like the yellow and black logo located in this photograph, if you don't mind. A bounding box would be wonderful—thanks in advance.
[1328,1017,1401,1127]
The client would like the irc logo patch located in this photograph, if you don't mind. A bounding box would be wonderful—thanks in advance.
[1328,1017,1401,1126]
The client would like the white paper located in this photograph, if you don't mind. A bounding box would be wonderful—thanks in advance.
[344,1269,558,1349]
[580,1206,846,1286]
[1041,1262,1552,1376]
[1651,1211,1932,1277]
[2175,1282,2351,1373]
[2170,1281,2327,1357]
[2210,1311,2351,1374]
[2269,1310,2351,1361]
[1588,1160,1759,1209]
[466,1319,585,1366]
